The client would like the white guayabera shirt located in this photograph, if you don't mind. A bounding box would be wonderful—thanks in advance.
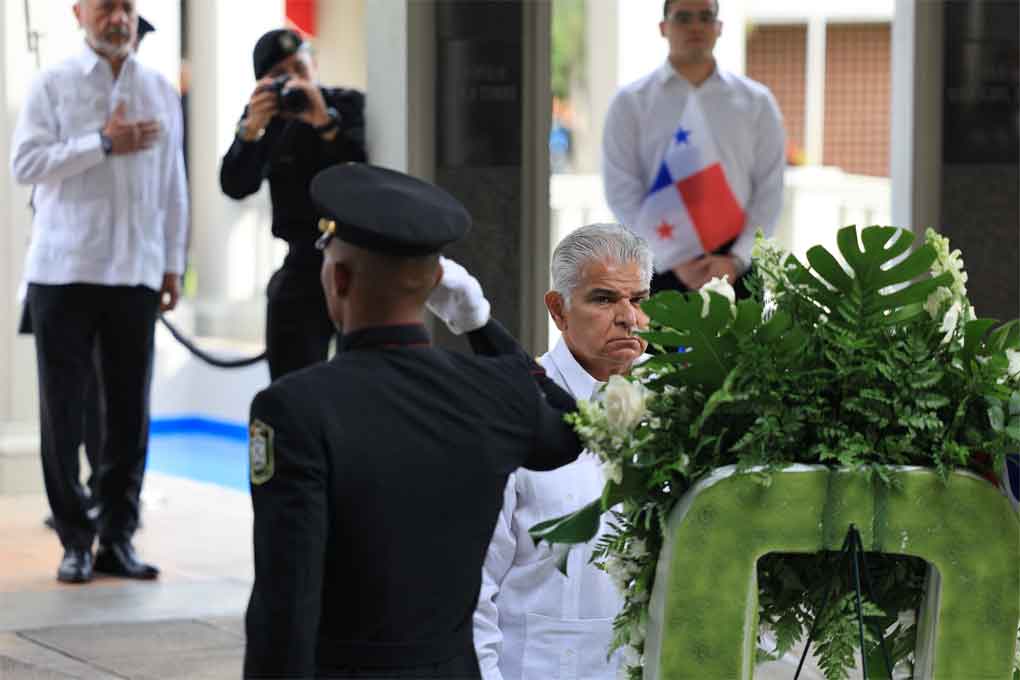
[473,337,629,680]
[11,42,188,290]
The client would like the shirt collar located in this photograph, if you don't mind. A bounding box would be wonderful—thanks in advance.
[339,324,431,352]
[548,337,603,400]
[75,40,134,77]
[657,59,724,90]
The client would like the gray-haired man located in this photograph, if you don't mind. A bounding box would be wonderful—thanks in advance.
[435,224,653,680]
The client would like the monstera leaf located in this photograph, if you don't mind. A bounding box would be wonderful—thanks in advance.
[639,290,739,392]
[787,226,955,327]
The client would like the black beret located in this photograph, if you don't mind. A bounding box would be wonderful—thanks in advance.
[311,164,471,255]
[137,16,155,40]
[253,29,304,80]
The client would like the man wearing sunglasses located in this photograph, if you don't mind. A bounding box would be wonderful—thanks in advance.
[602,0,785,299]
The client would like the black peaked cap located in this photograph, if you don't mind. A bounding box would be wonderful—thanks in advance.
[310,164,471,255]
[253,29,304,79]
[137,16,155,39]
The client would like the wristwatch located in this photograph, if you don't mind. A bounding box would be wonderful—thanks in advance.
[236,118,265,142]
[313,107,341,135]
[99,131,113,155]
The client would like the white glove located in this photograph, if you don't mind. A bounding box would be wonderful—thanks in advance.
[426,256,491,335]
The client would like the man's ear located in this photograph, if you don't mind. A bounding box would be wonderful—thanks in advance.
[545,291,569,332]
[331,261,351,298]
[73,2,83,27]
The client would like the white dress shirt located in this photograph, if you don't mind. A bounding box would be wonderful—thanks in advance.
[474,337,625,680]
[10,43,188,291]
[602,61,785,270]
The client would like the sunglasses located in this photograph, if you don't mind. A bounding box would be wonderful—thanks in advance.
[667,9,718,25]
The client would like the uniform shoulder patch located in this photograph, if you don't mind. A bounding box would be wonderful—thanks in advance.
[249,419,275,485]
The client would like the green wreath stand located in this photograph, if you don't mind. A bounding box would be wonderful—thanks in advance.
[643,464,1020,679]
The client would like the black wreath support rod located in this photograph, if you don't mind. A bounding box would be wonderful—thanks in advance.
[794,524,895,680]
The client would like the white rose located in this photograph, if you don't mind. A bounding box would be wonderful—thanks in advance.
[1006,349,1020,380]
[939,301,962,345]
[630,622,646,647]
[698,275,737,318]
[628,538,649,558]
[601,459,624,485]
[604,375,649,431]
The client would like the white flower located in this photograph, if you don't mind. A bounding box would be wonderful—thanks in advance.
[1007,349,1020,380]
[925,287,953,319]
[605,555,633,591]
[628,538,649,559]
[621,645,642,667]
[751,232,792,299]
[939,301,962,345]
[698,275,737,318]
[630,621,646,647]
[604,375,649,431]
[601,459,624,485]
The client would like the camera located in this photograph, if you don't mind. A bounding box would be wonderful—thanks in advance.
[266,74,310,114]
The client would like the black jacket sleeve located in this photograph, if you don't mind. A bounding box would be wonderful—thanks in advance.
[243,386,328,678]
[219,108,279,200]
[317,88,367,166]
[467,319,578,412]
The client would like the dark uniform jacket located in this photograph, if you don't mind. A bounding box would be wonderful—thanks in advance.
[243,323,582,679]
[219,87,367,292]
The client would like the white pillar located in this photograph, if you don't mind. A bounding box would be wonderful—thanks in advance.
[364,0,435,179]
[804,14,827,166]
[891,0,943,236]
[185,1,284,340]
[582,0,619,176]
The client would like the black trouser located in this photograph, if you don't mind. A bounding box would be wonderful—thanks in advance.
[20,305,102,493]
[28,283,158,551]
[265,263,335,381]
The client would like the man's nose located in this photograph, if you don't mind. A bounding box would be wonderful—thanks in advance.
[616,300,638,327]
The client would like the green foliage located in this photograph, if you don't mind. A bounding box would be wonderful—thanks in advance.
[551,0,586,100]
[549,226,1020,679]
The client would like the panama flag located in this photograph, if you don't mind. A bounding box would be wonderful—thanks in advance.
[633,94,746,271]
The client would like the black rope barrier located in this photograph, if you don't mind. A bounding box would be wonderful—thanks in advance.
[159,314,266,369]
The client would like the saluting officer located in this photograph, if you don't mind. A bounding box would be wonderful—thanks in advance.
[243,164,583,679]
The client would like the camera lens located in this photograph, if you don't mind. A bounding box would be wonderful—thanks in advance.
[280,88,310,114]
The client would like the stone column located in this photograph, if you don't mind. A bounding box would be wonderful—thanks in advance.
[939,0,1019,320]
[366,0,551,354]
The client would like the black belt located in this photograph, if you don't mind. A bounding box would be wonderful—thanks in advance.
[316,625,473,669]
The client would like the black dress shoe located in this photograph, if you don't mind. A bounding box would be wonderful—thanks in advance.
[94,541,159,580]
[57,548,94,584]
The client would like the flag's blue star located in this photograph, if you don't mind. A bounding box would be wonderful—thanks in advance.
[675,127,691,145]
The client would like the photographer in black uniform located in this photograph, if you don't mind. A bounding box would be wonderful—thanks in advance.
[220,29,366,380]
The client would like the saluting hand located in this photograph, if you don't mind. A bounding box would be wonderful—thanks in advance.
[103,102,161,155]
